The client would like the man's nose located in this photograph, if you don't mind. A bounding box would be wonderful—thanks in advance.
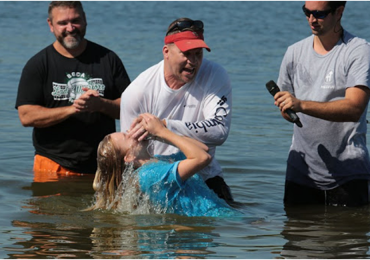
[66,22,75,32]
[308,14,317,22]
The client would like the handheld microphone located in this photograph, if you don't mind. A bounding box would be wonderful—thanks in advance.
[265,80,302,128]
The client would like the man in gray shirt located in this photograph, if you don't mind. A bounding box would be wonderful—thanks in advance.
[273,1,370,206]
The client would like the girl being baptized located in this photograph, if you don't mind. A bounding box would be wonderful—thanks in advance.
[89,113,241,217]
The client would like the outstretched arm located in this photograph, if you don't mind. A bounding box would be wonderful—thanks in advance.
[138,113,211,181]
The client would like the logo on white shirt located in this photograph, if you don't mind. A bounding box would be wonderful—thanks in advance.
[185,96,228,133]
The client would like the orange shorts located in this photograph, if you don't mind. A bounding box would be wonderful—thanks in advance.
[33,154,82,182]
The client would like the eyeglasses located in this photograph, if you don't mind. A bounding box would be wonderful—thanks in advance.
[166,20,204,36]
[302,5,332,19]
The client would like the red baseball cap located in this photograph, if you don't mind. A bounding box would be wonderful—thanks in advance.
[164,31,211,52]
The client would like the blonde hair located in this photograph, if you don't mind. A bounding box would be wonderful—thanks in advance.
[86,135,125,210]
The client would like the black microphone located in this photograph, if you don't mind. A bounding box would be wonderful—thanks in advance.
[265,80,302,128]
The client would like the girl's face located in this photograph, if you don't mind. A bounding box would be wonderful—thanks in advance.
[109,132,136,158]
[109,132,149,161]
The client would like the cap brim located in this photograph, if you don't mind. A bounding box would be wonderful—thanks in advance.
[174,39,211,52]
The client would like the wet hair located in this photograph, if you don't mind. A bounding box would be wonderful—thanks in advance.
[166,17,204,36]
[48,1,84,21]
[88,135,125,210]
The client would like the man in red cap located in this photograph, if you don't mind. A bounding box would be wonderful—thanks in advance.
[120,18,234,203]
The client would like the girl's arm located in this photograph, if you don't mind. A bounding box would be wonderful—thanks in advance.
[139,113,211,181]
[181,136,209,152]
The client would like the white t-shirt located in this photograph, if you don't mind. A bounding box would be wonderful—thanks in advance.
[120,58,232,180]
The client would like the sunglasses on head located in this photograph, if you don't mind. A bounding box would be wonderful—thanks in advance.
[166,20,204,35]
[302,5,332,19]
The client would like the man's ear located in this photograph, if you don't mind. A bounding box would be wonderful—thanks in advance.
[163,45,170,59]
[336,6,344,21]
[47,18,54,33]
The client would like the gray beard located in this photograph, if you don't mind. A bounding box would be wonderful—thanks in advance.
[61,34,82,50]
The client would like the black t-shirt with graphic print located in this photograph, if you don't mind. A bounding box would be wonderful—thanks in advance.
[16,40,131,174]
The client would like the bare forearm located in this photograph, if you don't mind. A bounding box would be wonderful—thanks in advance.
[17,105,76,128]
[156,128,211,180]
[98,98,121,119]
[156,128,204,158]
[276,86,370,123]
[138,113,212,181]
[299,99,366,122]
[181,136,209,152]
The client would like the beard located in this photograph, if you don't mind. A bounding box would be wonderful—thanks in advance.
[58,29,85,50]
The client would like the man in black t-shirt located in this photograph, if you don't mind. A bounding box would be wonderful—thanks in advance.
[15,1,131,175]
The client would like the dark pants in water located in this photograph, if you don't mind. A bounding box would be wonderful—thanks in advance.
[284,179,370,207]
[206,176,234,203]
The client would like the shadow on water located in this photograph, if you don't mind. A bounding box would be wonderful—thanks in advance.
[281,204,370,259]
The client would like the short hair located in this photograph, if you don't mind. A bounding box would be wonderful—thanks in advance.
[328,1,346,10]
[166,17,204,36]
[48,1,84,21]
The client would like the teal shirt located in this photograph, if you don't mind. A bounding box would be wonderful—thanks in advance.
[137,153,241,217]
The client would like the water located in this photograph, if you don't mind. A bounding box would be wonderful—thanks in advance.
[1,1,370,258]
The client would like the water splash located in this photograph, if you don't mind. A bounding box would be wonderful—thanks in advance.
[89,161,160,215]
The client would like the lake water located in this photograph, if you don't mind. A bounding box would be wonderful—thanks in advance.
[1,1,370,258]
